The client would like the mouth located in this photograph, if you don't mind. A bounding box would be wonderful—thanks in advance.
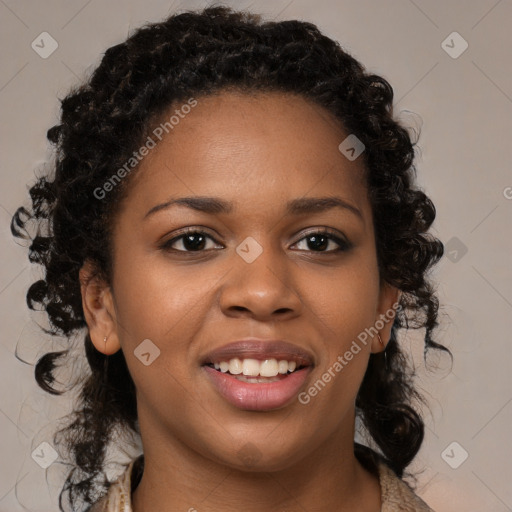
[204,358,308,382]
[200,339,314,411]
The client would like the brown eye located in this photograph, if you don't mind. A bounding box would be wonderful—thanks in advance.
[161,231,222,252]
[292,230,351,253]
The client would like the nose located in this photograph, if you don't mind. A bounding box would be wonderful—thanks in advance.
[218,242,303,322]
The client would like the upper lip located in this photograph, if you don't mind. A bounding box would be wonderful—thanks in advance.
[201,338,315,367]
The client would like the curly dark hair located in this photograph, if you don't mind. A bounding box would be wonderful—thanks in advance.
[11,5,451,511]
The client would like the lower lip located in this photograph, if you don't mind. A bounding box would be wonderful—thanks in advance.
[203,365,311,411]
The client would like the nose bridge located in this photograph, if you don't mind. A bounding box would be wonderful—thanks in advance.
[218,234,302,318]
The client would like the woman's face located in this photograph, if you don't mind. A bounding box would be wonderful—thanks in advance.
[83,90,399,471]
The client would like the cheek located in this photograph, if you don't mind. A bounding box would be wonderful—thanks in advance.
[301,255,380,350]
[297,265,378,425]
[112,250,216,342]
[110,259,212,417]
[111,254,226,395]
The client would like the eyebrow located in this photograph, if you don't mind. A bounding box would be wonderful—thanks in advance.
[144,196,363,222]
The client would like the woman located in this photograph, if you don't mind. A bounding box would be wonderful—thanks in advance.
[12,5,449,511]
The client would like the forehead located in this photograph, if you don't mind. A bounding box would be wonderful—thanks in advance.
[121,90,369,218]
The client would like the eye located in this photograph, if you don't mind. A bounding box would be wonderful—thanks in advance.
[160,230,223,252]
[291,229,351,253]
[160,228,351,254]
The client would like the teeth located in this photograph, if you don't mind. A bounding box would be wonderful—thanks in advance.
[228,358,242,375]
[242,359,261,376]
[212,358,301,377]
[233,375,282,383]
[278,360,289,374]
[260,359,278,377]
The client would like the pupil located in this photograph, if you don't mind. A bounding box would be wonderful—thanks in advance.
[308,235,328,251]
[184,234,205,251]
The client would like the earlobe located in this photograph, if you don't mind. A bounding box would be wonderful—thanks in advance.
[98,333,121,356]
[79,261,121,355]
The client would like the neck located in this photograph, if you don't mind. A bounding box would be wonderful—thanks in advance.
[131,413,381,512]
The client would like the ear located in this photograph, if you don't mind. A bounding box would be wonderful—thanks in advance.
[370,281,402,354]
[79,260,121,355]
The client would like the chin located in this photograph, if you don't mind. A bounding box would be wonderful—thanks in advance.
[210,441,308,473]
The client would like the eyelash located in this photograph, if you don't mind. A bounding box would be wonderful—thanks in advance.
[160,228,352,255]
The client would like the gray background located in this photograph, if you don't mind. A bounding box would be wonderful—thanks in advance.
[1,0,511,510]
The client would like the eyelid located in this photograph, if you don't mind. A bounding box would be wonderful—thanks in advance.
[160,227,223,251]
[160,226,351,253]
[295,226,347,241]
[291,227,351,252]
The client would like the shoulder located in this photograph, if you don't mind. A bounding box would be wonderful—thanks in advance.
[355,443,435,512]
[85,456,142,512]
[85,500,106,512]
[376,460,435,512]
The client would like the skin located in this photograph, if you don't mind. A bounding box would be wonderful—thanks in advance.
[80,90,400,512]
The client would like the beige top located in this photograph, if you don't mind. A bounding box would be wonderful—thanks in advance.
[88,453,434,512]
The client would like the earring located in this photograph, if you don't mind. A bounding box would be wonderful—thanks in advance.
[377,332,384,346]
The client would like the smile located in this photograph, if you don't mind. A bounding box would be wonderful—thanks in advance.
[201,338,315,411]
[203,364,312,411]
[209,357,302,378]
